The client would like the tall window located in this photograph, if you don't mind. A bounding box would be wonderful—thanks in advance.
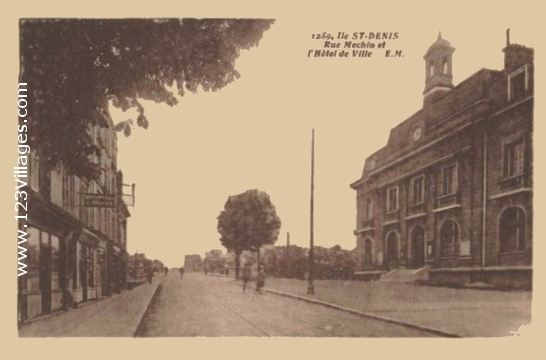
[42,232,61,291]
[62,169,76,214]
[25,227,40,292]
[87,248,95,287]
[440,220,459,257]
[429,60,434,77]
[89,186,95,229]
[79,180,84,222]
[50,235,60,291]
[67,241,76,290]
[499,207,526,253]
[442,164,458,195]
[30,150,40,192]
[364,198,373,220]
[364,239,373,265]
[442,56,448,74]
[508,65,528,101]
[103,209,108,236]
[386,186,399,212]
[97,250,106,286]
[503,139,524,178]
[79,244,86,288]
[411,176,425,204]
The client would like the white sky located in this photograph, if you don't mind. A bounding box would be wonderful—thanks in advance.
[111,18,537,268]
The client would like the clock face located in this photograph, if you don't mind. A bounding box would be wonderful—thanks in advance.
[412,126,423,141]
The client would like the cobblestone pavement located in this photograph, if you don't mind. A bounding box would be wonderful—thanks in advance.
[137,273,439,337]
[18,278,160,337]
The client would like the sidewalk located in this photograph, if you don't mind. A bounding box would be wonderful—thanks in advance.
[244,277,532,337]
[18,278,160,337]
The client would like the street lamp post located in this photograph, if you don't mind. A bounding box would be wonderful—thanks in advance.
[308,129,315,295]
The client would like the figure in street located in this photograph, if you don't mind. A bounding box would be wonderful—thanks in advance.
[256,267,266,294]
[147,268,154,284]
[241,266,251,293]
[179,267,184,279]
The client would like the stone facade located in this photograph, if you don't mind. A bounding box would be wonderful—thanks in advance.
[350,32,533,288]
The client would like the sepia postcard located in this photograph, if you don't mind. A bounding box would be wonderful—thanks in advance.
[1,0,544,359]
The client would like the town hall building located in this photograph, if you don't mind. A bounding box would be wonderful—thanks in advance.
[350,30,533,289]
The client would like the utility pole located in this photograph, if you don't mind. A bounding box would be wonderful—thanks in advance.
[308,129,315,295]
[286,232,290,278]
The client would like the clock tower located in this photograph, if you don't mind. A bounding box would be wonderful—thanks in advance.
[423,32,455,107]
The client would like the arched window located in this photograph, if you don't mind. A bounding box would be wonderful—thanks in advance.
[440,220,458,257]
[429,60,434,77]
[499,207,526,252]
[442,56,448,74]
[364,238,373,265]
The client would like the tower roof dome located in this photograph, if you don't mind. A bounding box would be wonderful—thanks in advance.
[424,32,454,58]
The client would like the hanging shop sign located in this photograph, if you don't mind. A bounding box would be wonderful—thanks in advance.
[81,193,116,208]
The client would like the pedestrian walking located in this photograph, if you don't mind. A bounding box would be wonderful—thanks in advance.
[241,266,251,293]
[179,267,185,279]
[147,268,154,284]
[256,267,266,294]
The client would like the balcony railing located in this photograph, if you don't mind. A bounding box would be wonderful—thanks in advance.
[499,174,532,192]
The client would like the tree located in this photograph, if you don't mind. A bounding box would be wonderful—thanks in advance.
[20,18,275,180]
[217,189,281,279]
[204,249,226,274]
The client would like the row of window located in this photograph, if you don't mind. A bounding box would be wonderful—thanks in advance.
[23,227,106,293]
[361,142,526,219]
[29,150,120,243]
[359,206,527,265]
[361,163,458,218]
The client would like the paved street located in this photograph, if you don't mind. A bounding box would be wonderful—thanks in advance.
[137,272,438,337]
[18,271,532,337]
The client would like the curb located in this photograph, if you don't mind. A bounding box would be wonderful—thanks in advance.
[234,281,462,338]
[133,281,162,337]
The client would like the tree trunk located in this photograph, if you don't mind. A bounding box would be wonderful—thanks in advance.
[257,246,261,270]
[235,252,241,280]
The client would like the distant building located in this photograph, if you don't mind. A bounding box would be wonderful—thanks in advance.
[184,254,203,272]
[350,31,533,289]
[19,118,131,323]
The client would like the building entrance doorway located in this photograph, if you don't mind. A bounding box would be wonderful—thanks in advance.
[410,226,425,269]
[40,244,52,314]
[385,232,399,268]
